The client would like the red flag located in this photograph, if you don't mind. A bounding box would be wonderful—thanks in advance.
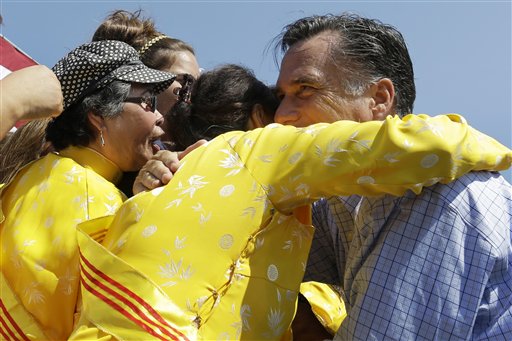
[0,34,38,128]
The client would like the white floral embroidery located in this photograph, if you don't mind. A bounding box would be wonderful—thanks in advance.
[63,166,83,184]
[23,239,37,247]
[259,154,273,163]
[241,207,256,219]
[165,198,182,209]
[104,202,119,215]
[158,255,194,286]
[243,138,254,148]
[264,308,285,338]
[383,152,401,163]
[24,282,45,305]
[10,247,22,269]
[142,225,157,238]
[130,203,144,222]
[288,152,303,165]
[200,212,212,225]
[240,304,252,332]
[175,236,186,249]
[60,267,77,296]
[179,175,208,198]
[105,193,118,201]
[416,119,444,137]
[219,149,244,176]
[255,237,264,249]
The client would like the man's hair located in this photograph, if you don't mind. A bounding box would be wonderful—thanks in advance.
[275,13,415,116]
[46,81,131,150]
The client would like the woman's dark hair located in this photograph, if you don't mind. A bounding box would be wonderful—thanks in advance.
[92,10,195,71]
[46,81,130,150]
[168,64,278,150]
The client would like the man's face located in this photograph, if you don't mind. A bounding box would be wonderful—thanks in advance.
[275,32,374,127]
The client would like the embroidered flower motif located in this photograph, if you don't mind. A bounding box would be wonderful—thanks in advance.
[142,225,157,238]
[24,282,45,305]
[264,308,285,338]
[219,149,244,176]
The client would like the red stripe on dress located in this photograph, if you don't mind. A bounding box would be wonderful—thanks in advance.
[0,299,29,341]
[79,257,185,341]
[79,251,189,340]
[79,273,171,341]
[0,325,13,341]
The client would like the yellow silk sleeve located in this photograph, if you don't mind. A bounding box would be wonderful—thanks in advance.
[218,114,510,211]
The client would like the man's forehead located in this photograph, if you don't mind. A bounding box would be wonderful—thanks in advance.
[277,33,337,87]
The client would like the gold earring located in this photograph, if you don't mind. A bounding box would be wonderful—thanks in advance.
[100,130,105,147]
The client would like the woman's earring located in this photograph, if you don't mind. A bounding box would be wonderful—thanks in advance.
[100,130,105,147]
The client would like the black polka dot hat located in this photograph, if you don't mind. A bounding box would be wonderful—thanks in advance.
[52,40,176,111]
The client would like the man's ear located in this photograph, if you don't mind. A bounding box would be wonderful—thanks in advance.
[248,104,273,129]
[370,78,395,120]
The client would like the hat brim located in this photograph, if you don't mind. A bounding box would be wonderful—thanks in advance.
[117,66,175,95]
[95,62,176,96]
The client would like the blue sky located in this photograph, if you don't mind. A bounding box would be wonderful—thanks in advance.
[2,1,511,180]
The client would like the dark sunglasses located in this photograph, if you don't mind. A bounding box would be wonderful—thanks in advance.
[124,95,158,113]
[176,74,194,104]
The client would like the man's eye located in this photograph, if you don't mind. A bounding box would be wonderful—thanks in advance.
[297,85,314,97]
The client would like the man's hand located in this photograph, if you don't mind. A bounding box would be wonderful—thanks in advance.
[133,140,207,194]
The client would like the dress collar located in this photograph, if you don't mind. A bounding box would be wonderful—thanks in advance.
[59,146,122,184]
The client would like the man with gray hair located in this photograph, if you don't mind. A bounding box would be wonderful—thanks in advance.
[274,13,512,340]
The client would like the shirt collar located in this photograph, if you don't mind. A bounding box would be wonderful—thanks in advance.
[59,146,122,184]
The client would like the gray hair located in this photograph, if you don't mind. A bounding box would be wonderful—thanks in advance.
[46,80,131,150]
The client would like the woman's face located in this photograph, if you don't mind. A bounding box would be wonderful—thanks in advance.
[157,50,200,139]
[102,84,165,172]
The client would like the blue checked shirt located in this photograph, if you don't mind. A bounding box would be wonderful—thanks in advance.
[305,171,512,340]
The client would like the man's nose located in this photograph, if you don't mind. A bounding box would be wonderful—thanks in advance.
[275,97,299,125]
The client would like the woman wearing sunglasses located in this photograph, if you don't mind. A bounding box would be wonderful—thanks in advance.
[0,40,174,340]
[92,9,201,150]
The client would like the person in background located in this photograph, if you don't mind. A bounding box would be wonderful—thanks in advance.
[0,65,63,140]
[273,13,512,340]
[0,118,53,184]
[0,40,174,340]
[69,63,511,339]
[92,9,201,149]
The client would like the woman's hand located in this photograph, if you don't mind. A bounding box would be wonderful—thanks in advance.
[132,140,206,194]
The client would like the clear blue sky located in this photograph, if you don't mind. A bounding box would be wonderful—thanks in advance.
[2,1,511,180]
